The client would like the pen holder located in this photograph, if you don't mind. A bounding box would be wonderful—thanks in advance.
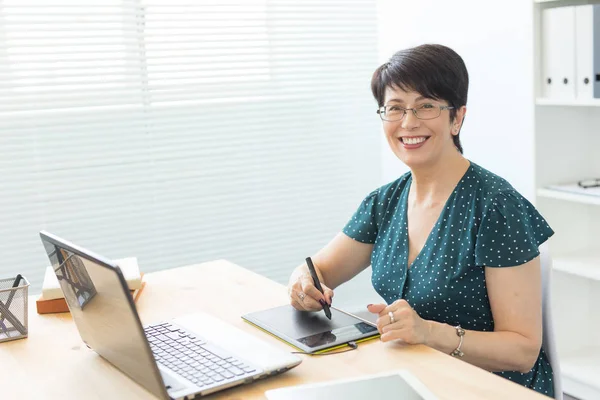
[0,275,30,343]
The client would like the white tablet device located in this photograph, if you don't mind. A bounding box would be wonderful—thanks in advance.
[265,370,439,400]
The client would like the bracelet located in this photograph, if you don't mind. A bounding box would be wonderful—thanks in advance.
[450,325,465,358]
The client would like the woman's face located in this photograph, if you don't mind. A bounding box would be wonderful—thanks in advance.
[382,86,463,169]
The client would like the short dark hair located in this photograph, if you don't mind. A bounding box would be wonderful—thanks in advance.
[371,44,469,154]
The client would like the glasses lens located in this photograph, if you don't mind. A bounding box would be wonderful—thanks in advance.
[415,105,440,120]
[382,106,404,121]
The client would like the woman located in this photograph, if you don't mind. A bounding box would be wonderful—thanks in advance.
[287,44,554,398]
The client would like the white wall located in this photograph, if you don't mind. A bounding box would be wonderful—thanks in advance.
[377,0,536,201]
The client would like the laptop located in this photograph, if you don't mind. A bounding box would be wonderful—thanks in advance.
[39,231,301,400]
[265,370,439,400]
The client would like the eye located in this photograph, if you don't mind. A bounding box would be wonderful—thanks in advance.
[387,105,403,112]
[419,103,435,109]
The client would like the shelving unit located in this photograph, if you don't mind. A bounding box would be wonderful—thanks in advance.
[534,1,600,399]
[536,97,600,106]
[553,251,600,281]
[534,0,600,7]
[561,350,600,400]
[537,186,600,206]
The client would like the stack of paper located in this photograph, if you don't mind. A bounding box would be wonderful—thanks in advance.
[36,257,145,314]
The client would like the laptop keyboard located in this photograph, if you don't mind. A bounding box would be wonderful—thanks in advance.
[144,322,259,388]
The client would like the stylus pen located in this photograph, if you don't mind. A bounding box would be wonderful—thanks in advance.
[305,257,332,320]
[3,274,22,314]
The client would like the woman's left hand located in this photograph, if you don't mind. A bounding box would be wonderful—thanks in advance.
[367,300,431,345]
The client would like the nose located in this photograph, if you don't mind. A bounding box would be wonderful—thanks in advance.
[401,109,420,130]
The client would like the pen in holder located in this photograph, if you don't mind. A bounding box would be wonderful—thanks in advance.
[0,274,30,343]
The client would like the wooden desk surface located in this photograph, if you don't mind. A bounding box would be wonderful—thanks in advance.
[0,260,548,400]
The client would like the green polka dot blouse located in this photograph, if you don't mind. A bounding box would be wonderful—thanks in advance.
[343,161,555,398]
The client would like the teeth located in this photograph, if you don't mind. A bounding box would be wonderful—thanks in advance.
[402,137,427,145]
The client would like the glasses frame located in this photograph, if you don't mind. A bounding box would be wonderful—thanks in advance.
[578,178,600,189]
[376,104,455,122]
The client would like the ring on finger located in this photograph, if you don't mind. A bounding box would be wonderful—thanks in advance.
[298,292,306,302]
[388,311,395,325]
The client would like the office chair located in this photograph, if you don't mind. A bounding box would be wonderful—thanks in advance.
[540,242,563,400]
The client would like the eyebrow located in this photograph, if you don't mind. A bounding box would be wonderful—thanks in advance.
[386,96,429,104]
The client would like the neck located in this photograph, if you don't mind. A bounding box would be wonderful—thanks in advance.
[409,152,470,206]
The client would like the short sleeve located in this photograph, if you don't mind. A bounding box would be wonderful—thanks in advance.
[474,190,554,267]
[342,189,381,244]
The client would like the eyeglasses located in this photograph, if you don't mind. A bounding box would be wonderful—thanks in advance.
[376,103,454,122]
[578,178,600,189]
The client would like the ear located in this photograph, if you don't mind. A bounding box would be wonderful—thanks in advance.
[452,106,467,136]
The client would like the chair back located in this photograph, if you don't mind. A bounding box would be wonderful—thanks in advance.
[539,242,563,400]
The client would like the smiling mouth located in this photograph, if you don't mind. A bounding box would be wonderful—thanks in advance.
[400,136,430,145]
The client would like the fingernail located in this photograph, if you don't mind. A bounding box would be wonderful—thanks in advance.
[319,299,326,307]
[367,304,373,308]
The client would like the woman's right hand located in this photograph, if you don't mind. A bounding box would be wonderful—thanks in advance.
[288,267,334,312]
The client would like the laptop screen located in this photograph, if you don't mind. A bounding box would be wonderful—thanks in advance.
[40,231,168,399]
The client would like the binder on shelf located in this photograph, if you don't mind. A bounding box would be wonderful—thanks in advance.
[575,5,595,100]
[595,5,600,99]
[542,6,576,100]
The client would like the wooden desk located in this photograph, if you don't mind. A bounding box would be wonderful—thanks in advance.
[1,260,548,399]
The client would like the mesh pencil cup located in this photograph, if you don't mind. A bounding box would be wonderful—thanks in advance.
[0,275,30,343]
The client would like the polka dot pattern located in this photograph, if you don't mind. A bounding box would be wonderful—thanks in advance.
[342,162,555,398]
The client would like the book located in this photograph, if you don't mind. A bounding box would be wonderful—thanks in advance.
[36,257,145,314]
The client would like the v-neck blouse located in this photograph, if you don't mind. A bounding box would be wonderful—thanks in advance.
[342,161,555,398]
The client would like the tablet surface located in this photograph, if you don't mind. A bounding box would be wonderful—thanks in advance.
[242,305,379,353]
[265,370,439,400]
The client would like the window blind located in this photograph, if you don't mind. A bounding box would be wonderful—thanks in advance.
[0,0,380,294]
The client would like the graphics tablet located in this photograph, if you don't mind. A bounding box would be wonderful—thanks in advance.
[242,305,379,354]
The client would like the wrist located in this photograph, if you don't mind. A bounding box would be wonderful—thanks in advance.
[450,325,466,358]
[423,321,454,353]
[424,320,436,347]
[292,265,308,279]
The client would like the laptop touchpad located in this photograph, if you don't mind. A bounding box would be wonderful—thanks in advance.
[160,368,186,393]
